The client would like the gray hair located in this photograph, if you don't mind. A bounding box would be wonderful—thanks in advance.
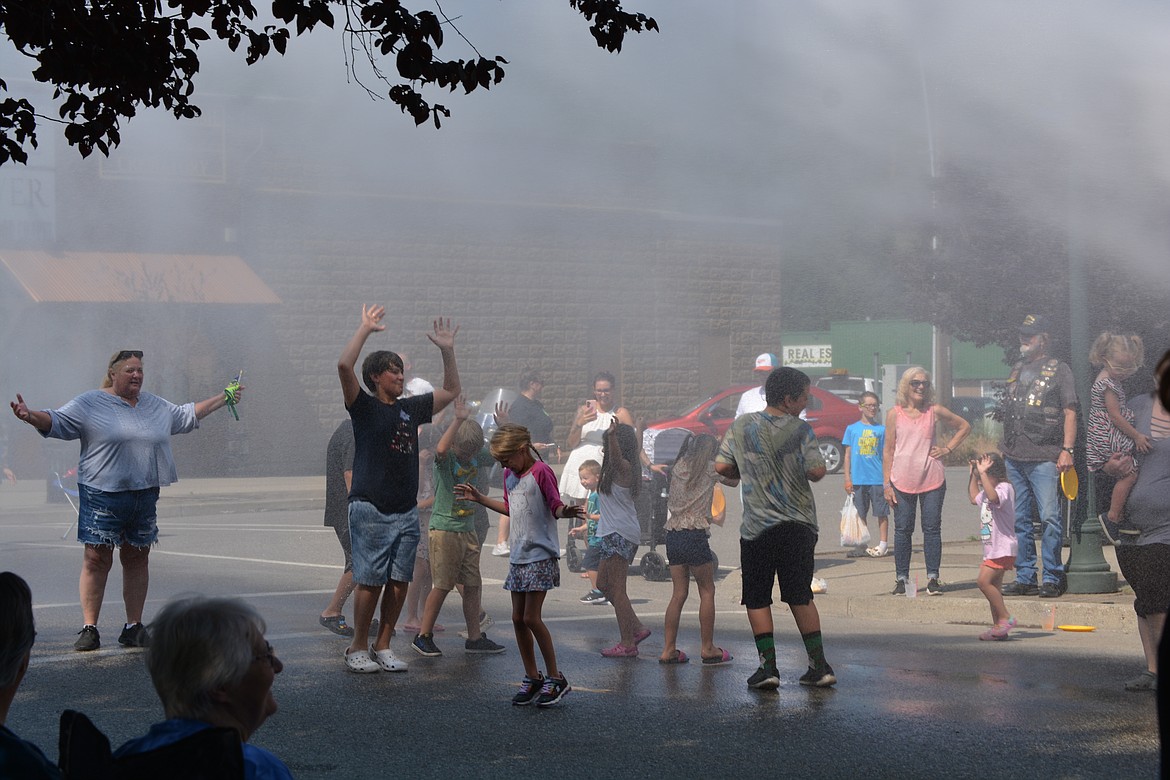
[146,596,265,720]
[0,572,35,689]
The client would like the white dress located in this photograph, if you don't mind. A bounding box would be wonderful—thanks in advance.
[558,410,616,499]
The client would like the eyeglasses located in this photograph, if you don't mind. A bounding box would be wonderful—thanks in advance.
[909,380,931,389]
[860,403,879,410]
[594,387,613,394]
[109,350,143,368]
[253,641,278,668]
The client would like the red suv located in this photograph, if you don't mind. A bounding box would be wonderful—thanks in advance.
[644,384,860,474]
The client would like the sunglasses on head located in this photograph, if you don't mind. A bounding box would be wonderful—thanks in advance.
[110,350,143,367]
[909,379,930,389]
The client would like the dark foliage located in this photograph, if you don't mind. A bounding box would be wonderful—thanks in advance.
[0,0,657,165]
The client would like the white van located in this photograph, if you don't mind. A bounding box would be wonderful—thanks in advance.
[814,375,878,405]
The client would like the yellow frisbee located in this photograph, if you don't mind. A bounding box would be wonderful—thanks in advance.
[1056,625,1096,632]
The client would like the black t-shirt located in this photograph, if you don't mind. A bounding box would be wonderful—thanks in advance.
[508,394,555,445]
[323,420,354,528]
[347,391,433,515]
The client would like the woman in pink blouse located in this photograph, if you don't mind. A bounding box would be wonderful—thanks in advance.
[882,367,970,597]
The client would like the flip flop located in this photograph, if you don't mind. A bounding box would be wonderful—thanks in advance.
[659,650,689,665]
[701,648,733,666]
[633,627,652,645]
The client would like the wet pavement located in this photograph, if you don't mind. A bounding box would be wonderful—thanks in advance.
[0,471,1159,778]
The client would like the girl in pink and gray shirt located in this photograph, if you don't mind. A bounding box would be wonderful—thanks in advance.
[968,453,1018,641]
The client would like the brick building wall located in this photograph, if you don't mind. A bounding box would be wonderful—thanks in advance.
[248,210,784,461]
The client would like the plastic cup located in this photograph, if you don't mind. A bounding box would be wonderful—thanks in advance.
[906,575,918,598]
[1043,605,1056,631]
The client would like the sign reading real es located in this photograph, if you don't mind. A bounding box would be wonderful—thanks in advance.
[783,345,832,368]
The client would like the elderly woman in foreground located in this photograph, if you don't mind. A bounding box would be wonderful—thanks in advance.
[113,595,292,780]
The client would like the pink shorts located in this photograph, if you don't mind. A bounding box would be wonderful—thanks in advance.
[982,556,1016,571]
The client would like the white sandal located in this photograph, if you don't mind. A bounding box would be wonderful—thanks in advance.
[344,648,380,674]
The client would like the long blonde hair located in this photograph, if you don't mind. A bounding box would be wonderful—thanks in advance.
[489,423,540,465]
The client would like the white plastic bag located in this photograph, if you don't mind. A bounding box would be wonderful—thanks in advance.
[839,494,871,548]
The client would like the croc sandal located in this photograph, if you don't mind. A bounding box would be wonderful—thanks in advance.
[701,648,733,666]
[659,650,688,665]
[633,627,652,645]
[320,614,354,637]
[343,648,380,673]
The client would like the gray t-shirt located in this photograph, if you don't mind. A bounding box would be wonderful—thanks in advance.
[1125,393,1170,546]
[42,390,198,491]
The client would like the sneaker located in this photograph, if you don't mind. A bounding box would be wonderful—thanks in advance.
[512,674,544,706]
[370,646,408,672]
[579,589,607,604]
[799,664,837,687]
[343,647,380,673]
[535,673,571,707]
[1001,581,1038,596]
[1098,512,1121,545]
[1038,583,1061,599]
[465,635,506,654]
[1125,670,1157,692]
[925,578,944,596]
[411,633,442,657]
[458,613,495,639]
[491,542,510,557]
[74,625,100,652]
[890,579,906,596]
[118,622,150,648]
[747,666,781,690]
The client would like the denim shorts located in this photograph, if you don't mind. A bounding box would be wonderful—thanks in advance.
[853,484,890,519]
[581,543,602,572]
[77,483,160,548]
[599,532,638,564]
[665,529,714,567]
[348,501,420,586]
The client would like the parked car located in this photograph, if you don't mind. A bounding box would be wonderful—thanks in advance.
[644,384,860,474]
[814,374,878,405]
[947,395,999,425]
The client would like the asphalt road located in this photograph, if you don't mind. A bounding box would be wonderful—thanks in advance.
[0,470,1160,779]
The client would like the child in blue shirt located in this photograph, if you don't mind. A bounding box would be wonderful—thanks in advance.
[842,392,889,557]
[571,460,607,605]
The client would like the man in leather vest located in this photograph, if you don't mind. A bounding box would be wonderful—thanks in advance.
[999,315,1078,599]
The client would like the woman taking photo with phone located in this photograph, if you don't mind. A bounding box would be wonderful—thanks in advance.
[558,371,635,505]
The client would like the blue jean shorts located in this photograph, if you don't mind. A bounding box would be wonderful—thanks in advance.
[77,483,159,548]
[348,501,420,586]
[665,528,714,567]
[581,543,602,572]
[852,484,889,519]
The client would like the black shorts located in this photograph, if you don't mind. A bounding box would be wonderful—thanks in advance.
[1116,543,1170,618]
[665,529,714,567]
[740,523,817,609]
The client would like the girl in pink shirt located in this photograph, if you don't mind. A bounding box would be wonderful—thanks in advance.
[968,453,1018,640]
